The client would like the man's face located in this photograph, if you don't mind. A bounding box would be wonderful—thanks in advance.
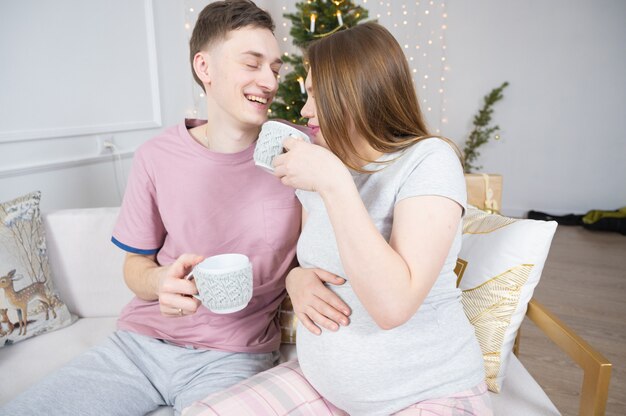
[204,27,282,130]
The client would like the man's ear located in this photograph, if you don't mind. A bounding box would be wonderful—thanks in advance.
[193,52,211,85]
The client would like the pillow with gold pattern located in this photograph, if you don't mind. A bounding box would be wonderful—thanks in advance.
[456,206,557,392]
[278,295,297,344]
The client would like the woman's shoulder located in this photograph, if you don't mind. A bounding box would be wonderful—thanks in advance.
[398,137,461,166]
[409,136,458,154]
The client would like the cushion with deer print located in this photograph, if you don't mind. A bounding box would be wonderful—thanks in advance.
[0,191,73,348]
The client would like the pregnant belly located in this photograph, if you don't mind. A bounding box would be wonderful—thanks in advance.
[295,302,442,414]
[297,322,379,411]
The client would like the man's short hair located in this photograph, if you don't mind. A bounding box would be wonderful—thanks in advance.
[190,0,275,91]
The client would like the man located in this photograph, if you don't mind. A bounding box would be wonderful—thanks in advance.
[3,1,300,415]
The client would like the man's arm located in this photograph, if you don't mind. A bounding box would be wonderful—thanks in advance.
[123,252,204,317]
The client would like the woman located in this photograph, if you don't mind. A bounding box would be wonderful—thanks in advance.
[184,22,491,416]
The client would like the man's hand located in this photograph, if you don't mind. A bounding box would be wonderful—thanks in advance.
[286,267,351,335]
[157,254,203,317]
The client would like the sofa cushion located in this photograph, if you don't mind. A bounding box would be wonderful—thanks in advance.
[0,191,73,348]
[0,316,118,404]
[457,207,557,392]
[44,207,133,318]
[491,354,559,415]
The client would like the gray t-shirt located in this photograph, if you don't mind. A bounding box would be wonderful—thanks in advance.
[295,138,485,415]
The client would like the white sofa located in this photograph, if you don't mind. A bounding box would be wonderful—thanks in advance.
[0,208,609,415]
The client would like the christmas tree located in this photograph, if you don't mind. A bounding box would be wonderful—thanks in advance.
[270,0,369,124]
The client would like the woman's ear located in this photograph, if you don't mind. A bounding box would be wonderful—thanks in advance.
[193,52,211,86]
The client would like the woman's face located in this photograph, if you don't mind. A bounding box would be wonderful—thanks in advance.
[300,72,328,149]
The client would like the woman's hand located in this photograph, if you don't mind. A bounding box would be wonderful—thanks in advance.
[272,137,352,195]
[286,267,351,335]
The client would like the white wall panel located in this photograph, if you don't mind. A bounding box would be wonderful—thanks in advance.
[0,0,161,143]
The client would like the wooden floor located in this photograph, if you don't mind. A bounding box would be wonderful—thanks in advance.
[516,226,626,415]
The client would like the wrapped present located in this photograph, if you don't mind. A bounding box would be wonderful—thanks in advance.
[465,173,502,214]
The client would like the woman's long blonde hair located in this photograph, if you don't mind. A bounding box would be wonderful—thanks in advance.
[306,22,461,172]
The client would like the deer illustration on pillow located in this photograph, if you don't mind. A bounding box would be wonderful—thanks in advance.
[0,269,57,336]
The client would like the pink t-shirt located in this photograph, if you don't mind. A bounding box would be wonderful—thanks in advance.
[112,120,300,353]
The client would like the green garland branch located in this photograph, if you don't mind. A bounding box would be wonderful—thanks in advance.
[462,82,509,173]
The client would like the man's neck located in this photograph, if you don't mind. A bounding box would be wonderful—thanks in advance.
[201,120,259,153]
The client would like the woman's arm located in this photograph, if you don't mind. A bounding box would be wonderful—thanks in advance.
[274,138,461,330]
[322,185,461,329]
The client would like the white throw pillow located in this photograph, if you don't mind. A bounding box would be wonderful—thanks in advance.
[456,206,558,392]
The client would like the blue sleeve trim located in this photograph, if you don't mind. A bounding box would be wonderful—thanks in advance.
[111,236,159,255]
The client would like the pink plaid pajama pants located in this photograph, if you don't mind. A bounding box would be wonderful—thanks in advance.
[183,360,493,416]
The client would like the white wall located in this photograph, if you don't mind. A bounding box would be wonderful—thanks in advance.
[444,0,626,216]
[1,1,624,217]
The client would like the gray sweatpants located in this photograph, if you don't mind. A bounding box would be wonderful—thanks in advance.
[1,330,279,416]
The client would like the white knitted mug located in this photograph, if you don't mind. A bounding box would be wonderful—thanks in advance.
[188,254,253,314]
[253,120,311,173]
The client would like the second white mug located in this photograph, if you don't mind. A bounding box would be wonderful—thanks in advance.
[188,253,253,314]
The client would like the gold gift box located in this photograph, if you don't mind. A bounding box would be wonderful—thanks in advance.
[465,173,502,214]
